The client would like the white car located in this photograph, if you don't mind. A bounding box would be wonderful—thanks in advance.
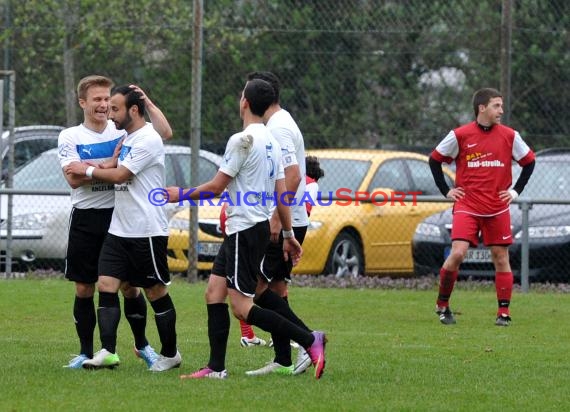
[0,145,221,271]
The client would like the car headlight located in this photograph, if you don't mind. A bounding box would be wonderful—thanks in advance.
[307,221,323,231]
[415,223,442,238]
[1,212,54,230]
[514,226,570,239]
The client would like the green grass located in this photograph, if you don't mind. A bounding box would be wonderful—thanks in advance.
[1,278,570,412]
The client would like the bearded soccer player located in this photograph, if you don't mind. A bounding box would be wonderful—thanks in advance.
[429,87,535,327]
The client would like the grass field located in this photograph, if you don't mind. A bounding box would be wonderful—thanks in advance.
[2,277,570,412]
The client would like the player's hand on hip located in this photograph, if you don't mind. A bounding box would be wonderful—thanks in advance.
[446,187,465,201]
[499,189,518,204]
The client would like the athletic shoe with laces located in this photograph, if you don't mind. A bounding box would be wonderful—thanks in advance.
[64,354,90,369]
[245,361,294,376]
[149,351,182,372]
[436,306,456,325]
[82,349,120,369]
[180,367,228,379]
[268,339,299,349]
[134,344,159,368]
[306,331,327,379]
[293,347,312,375]
[495,314,512,326]
[240,336,267,347]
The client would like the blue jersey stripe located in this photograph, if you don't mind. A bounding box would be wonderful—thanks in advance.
[76,137,122,160]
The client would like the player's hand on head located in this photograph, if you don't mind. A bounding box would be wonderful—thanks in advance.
[129,84,153,106]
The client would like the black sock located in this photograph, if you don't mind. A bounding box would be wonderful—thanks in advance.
[74,296,96,358]
[97,292,121,353]
[124,292,149,350]
[255,288,310,331]
[150,294,177,358]
[272,333,292,366]
[246,305,313,349]
[207,303,230,372]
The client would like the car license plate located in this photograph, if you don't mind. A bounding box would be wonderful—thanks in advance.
[198,242,221,256]
[464,248,492,263]
[444,247,492,263]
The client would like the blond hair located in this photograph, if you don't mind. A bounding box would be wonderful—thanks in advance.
[77,75,113,100]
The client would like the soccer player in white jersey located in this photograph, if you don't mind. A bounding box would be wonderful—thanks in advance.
[241,71,316,376]
[58,75,172,369]
[166,78,327,380]
[64,84,181,372]
[429,88,535,326]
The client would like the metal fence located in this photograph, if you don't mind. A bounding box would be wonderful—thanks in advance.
[1,1,569,283]
[2,182,570,290]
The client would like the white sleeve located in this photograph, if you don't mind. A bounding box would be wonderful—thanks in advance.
[57,129,81,168]
[306,181,319,200]
[434,130,459,159]
[271,127,299,168]
[512,131,532,161]
[219,133,248,178]
[120,135,162,175]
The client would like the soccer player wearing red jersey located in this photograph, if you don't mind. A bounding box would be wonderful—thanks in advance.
[429,88,535,326]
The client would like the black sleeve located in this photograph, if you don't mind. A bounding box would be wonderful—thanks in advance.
[429,156,451,197]
[512,160,535,195]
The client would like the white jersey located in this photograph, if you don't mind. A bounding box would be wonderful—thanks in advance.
[109,123,168,238]
[58,120,125,208]
[266,109,309,227]
[220,123,285,235]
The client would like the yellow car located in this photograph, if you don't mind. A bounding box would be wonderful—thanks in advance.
[167,149,454,276]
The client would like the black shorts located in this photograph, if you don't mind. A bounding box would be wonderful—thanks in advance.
[64,207,113,284]
[212,221,270,297]
[261,225,307,283]
[98,233,170,289]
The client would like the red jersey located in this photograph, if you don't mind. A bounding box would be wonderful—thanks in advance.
[431,122,535,216]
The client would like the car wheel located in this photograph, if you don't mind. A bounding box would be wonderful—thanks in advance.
[325,232,363,278]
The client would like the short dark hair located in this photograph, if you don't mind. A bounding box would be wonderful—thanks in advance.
[247,71,280,103]
[472,88,502,117]
[306,155,325,180]
[111,85,146,117]
[244,79,275,117]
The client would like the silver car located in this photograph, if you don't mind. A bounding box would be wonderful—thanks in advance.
[1,125,64,179]
[0,145,221,271]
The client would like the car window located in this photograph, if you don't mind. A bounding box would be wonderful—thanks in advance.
[12,153,69,190]
[13,139,59,170]
[317,159,371,193]
[176,153,219,187]
[164,154,178,187]
[407,159,452,195]
[520,159,570,200]
[368,159,410,191]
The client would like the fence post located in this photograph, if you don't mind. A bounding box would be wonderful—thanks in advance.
[519,200,531,293]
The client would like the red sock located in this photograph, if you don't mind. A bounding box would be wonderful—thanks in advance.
[437,268,458,307]
[495,271,513,316]
[239,319,255,339]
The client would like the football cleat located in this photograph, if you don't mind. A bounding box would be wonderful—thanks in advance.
[436,306,456,325]
[495,314,512,326]
[240,336,267,348]
[82,349,120,369]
